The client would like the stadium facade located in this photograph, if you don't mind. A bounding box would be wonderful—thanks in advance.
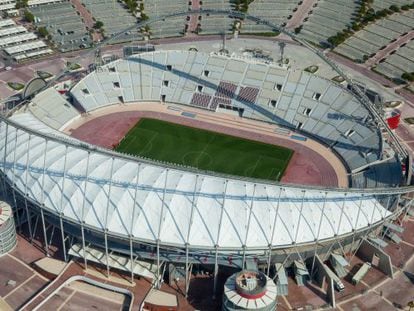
[0,40,413,295]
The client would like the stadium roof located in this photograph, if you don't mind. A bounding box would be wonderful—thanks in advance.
[0,112,390,250]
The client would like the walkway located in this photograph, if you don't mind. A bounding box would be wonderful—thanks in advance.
[365,30,414,67]
[21,261,151,311]
[188,0,200,33]
[70,0,103,42]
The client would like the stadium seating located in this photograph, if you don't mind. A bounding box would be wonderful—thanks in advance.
[352,156,402,188]
[71,50,382,172]
[30,1,93,52]
[335,10,414,65]
[27,87,80,129]
[298,0,361,46]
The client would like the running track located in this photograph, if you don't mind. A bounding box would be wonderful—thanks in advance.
[69,110,341,188]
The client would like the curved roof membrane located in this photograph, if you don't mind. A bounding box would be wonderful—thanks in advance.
[0,51,399,251]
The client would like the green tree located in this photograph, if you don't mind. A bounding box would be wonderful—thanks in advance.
[141,13,149,21]
[142,24,150,34]
[93,20,104,29]
[294,26,302,34]
[37,26,49,38]
[15,0,28,9]
[24,10,34,23]
[389,5,400,12]
[124,0,137,13]
[402,72,414,82]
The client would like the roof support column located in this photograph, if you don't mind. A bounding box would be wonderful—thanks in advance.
[129,163,141,284]
[213,180,228,299]
[129,235,134,284]
[59,145,69,262]
[157,169,169,244]
[11,128,20,230]
[349,194,364,259]
[213,245,219,300]
[40,139,49,256]
[2,122,9,202]
[242,245,246,270]
[311,192,328,276]
[185,175,199,298]
[104,157,115,279]
[394,193,402,216]
[24,134,33,242]
[80,151,91,271]
[268,187,283,276]
[156,240,160,289]
[266,246,272,276]
[185,243,189,298]
[59,214,67,262]
[370,195,379,226]
[40,207,49,256]
[336,193,347,236]
[401,196,414,223]
[380,195,394,241]
[104,229,110,278]
[243,184,256,269]
[81,221,87,270]
[155,169,169,290]
[384,195,392,219]
[24,199,33,242]
[294,190,306,243]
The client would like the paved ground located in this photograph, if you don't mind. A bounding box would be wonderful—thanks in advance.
[67,102,346,187]
[188,0,200,33]
[285,277,327,309]
[337,215,414,311]
[160,274,225,310]
[10,234,45,265]
[70,0,103,42]
[22,260,151,311]
[0,254,49,310]
[274,214,414,310]
[3,211,414,311]
[41,281,126,311]
[286,0,317,29]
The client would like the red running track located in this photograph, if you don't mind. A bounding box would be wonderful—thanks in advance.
[69,111,339,187]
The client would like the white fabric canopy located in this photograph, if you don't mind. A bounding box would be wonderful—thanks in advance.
[0,112,390,250]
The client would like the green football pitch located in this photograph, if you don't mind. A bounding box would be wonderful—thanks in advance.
[115,118,293,181]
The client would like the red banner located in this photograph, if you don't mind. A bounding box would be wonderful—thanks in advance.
[387,113,400,130]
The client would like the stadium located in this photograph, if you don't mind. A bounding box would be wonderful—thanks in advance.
[0,8,414,310]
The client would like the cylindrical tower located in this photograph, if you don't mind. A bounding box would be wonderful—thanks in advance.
[222,270,277,311]
[0,201,17,255]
